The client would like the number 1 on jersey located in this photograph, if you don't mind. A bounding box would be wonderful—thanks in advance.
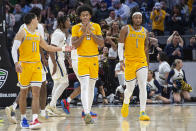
[32,42,37,52]
[136,39,138,48]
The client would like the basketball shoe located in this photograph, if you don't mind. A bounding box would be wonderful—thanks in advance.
[29,118,41,129]
[121,103,129,117]
[139,111,150,121]
[84,114,94,124]
[61,99,70,114]
[82,111,97,118]
[20,118,29,129]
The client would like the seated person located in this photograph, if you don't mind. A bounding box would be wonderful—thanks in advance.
[167,59,192,103]
[146,70,170,104]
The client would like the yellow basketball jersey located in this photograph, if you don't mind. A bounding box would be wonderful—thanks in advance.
[124,25,147,62]
[72,22,102,56]
[19,28,40,62]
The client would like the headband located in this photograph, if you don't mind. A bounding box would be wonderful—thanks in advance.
[132,12,142,17]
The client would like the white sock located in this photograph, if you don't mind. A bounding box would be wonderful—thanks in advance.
[124,80,136,104]
[40,110,46,117]
[80,76,90,114]
[88,79,96,112]
[67,97,72,103]
[12,102,17,110]
[21,114,26,120]
[32,114,38,121]
[50,81,68,107]
[136,67,148,112]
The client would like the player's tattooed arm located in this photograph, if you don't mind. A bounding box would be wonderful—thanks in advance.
[91,34,104,47]
[72,36,85,48]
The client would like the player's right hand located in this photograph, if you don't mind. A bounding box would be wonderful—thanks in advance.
[15,62,22,73]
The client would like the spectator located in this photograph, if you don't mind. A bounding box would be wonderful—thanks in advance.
[167,59,191,103]
[167,31,184,47]
[168,5,185,35]
[184,35,196,60]
[125,0,139,10]
[105,9,118,25]
[13,4,24,33]
[30,0,43,10]
[115,62,125,86]
[45,12,56,34]
[150,2,166,36]
[105,21,119,93]
[95,78,108,104]
[189,2,196,33]
[164,33,184,65]
[179,0,189,24]
[160,0,171,31]
[19,0,32,13]
[156,52,171,99]
[186,35,196,49]
[112,0,130,25]
[6,4,15,33]
[47,0,67,18]
[53,11,65,30]
[146,70,170,104]
[93,0,110,23]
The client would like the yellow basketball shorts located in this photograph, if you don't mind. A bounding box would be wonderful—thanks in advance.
[17,62,42,88]
[124,60,148,81]
[78,56,98,79]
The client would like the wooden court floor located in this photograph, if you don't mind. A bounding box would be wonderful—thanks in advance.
[0,104,196,131]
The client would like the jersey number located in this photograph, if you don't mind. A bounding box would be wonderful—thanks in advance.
[32,42,37,52]
[136,39,138,48]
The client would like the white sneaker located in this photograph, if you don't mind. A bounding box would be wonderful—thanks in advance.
[5,106,17,124]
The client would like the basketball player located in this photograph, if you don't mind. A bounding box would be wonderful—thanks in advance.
[60,19,98,117]
[11,13,69,129]
[118,8,150,121]
[45,15,70,117]
[71,5,104,124]
[5,7,48,124]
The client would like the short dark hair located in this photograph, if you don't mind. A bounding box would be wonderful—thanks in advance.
[57,15,69,29]
[30,7,41,20]
[158,51,168,62]
[128,7,144,26]
[76,4,93,16]
[23,13,37,25]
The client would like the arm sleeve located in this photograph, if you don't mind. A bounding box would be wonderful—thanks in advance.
[11,40,21,64]
[51,32,63,46]
[118,43,124,61]
[167,69,175,85]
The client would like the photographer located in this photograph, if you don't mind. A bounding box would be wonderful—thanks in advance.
[164,33,184,65]
[150,2,166,36]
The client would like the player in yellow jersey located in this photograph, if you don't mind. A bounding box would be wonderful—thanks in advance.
[72,5,104,124]
[11,13,69,129]
[118,8,150,121]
